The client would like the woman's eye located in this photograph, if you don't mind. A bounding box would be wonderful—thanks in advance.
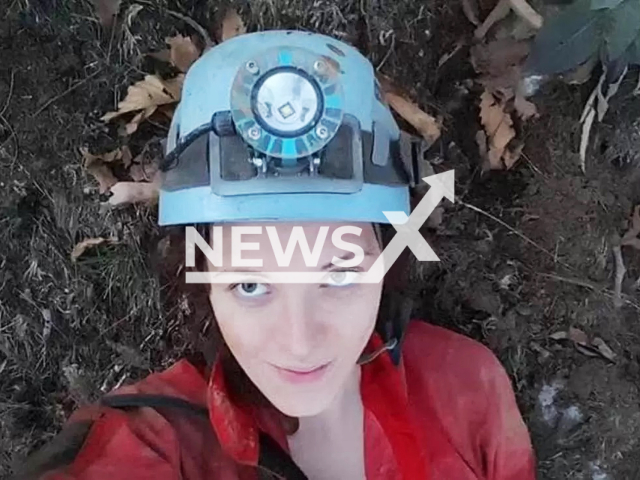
[233,283,269,297]
[323,270,360,287]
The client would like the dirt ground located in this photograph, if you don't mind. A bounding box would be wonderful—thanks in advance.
[1,0,640,479]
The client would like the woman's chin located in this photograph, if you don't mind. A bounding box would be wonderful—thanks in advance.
[259,376,341,418]
[270,392,333,418]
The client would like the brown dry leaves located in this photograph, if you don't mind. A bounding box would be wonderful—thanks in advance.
[81,143,160,206]
[101,75,183,135]
[82,147,132,193]
[622,206,640,249]
[550,327,617,362]
[469,8,542,171]
[478,90,523,170]
[90,9,252,208]
[166,35,201,73]
[219,8,247,42]
[377,75,441,146]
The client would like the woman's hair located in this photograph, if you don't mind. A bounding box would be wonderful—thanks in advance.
[158,222,417,432]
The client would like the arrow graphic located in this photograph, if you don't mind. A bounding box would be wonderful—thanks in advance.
[186,170,455,284]
[361,170,455,284]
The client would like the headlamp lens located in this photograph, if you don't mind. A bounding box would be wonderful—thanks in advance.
[254,71,320,135]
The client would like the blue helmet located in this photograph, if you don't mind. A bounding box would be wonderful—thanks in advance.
[159,30,427,226]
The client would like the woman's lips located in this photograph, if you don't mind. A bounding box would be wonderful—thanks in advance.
[271,362,332,384]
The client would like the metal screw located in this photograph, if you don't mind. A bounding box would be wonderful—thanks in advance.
[314,60,327,74]
[246,61,260,75]
[247,126,262,140]
[316,126,329,139]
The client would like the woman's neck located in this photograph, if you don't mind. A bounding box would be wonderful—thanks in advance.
[286,366,366,479]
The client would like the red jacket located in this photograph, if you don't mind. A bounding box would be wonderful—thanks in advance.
[38,321,536,480]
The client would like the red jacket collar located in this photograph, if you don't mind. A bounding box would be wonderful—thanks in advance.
[206,333,429,479]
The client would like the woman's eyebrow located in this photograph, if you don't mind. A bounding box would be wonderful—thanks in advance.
[321,250,377,270]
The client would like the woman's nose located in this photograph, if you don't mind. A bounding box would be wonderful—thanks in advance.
[277,292,323,360]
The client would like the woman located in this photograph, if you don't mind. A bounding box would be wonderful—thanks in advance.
[17,31,536,480]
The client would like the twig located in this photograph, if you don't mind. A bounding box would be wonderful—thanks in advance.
[579,67,628,173]
[105,12,118,64]
[31,68,103,118]
[167,10,213,48]
[376,34,396,72]
[579,71,605,173]
[612,245,626,309]
[537,273,602,292]
[538,272,640,311]
[0,70,15,117]
[0,114,18,167]
[462,201,573,270]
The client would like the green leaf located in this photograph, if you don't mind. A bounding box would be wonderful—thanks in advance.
[629,35,640,64]
[527,0,601,75]
[591,0,624,9]
[602,0,640,62]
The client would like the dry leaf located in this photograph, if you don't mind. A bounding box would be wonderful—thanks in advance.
[550,327,588,345]
[71,237,109,262]
[101,74,184,123]
[93,0,121,27]
[550,328,616,361]
[592,338,617,362]
[549,331,568,341]
[574,344,601,358]
[220,9,247,42]
[514,94,539,120]
[125,106,157,135]
[384,92,441,145]
[108,173,161,206]
[81,148,118,194]
[378,74,441,145]
[479,90,516,169]
[166,35,201,73]
[567,327,589,346]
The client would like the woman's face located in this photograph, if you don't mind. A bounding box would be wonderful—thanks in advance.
[207,222,383,417]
